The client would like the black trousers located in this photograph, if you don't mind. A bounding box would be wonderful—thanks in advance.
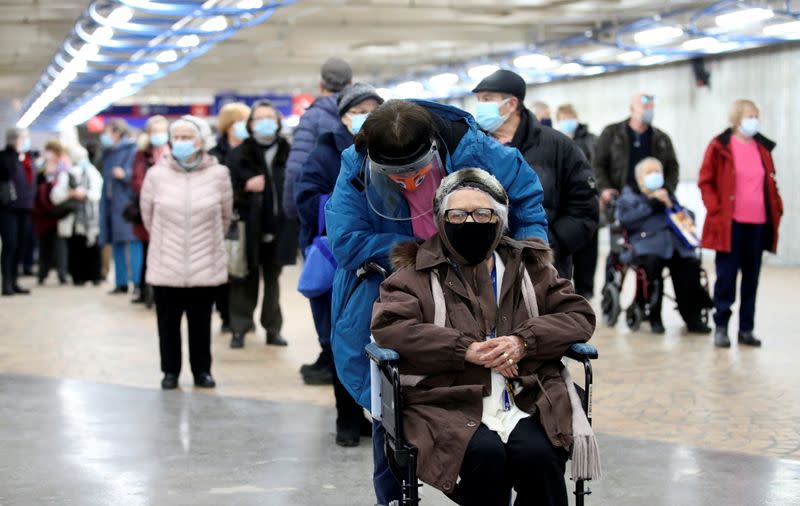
[572,229,598,298]
[713,222,765,332]
[215,283,230,324]
[451,418,568,506]
[153,285,216,377]
[229,242,282,336]
[68,235,101,284]
[637,253,709,325]
[0,209,31,291]
[38,231,68,283]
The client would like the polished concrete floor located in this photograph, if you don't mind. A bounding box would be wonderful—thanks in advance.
[1,257,800,505]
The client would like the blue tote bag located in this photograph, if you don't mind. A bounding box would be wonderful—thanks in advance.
[298,194,338,298]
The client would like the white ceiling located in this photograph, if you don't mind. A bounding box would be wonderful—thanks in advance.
[1,0,714,106]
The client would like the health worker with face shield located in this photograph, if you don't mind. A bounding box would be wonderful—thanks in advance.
[323,98,548,505]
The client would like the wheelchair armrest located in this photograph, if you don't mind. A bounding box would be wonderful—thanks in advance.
[566,342,598,361]
[366,342,400,365]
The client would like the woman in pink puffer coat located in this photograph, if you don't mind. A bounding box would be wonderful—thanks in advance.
[140,115,233,390]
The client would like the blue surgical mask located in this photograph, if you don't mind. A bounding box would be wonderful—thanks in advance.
[253,118,278,138]
[171,140,197,162]
[348,113,369,135]
[150,132,168,147]
[640,109,654,125]
[739,118,759,138]
[232,121,250,141]
[643,172,664,191]
[475,99,510,132]
[557,119,578,135]
[540,118,552,127]
[100,133,114,148]
[20,138,31,153]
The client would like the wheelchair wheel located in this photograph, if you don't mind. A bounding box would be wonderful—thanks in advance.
[701,307,709,326]
[601,284,621,327]
[626,304,644,331]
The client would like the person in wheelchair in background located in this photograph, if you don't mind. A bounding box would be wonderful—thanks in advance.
[617,157,712,334]
[371,169,596,506]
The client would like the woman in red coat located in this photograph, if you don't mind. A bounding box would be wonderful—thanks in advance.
[698,99,782,349]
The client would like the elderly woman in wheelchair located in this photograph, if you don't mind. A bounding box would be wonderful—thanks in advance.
[616,157,713,335]
[370,169,598,506]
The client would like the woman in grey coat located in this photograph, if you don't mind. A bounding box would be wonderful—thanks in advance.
[617,157,711,334]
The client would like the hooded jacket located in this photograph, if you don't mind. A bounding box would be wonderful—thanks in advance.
[507,109,598,277]
[325,100,549,408]
[283,94,342,218]
[371,236,595,493]
[140,153,233,287]
[98,139,138,244]
[698,129,782,253]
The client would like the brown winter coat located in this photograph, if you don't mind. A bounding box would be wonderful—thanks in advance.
[140,153,233,287]
[371,235,595,494]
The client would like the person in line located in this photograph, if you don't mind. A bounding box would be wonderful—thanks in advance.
[295,82,384,444]
[225,100,297,349]
[283,58,353,377]
[555,103,599,299]
[0,128,35,295]
[33,141,71,285]
[209,102,251,332]
[53,144,103,286]
[472,69,598,278]
[131,115,170,304]
[98,119,142,296]
[140,115,232,390]
[617,157,712,334]
[531,100,552,127]
[371,169,596,506]
[325,99,548,505]
[698,99,783,348]
[593,92,679,204]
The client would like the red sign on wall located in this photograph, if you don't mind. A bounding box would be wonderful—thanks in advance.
[292,94,315,117]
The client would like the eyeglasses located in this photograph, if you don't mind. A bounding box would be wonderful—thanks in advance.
[444,208,496,224]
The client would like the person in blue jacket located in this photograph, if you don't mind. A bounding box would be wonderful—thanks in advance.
[98,119,141,296]
[325,99,548,504]
[295,82,384,446]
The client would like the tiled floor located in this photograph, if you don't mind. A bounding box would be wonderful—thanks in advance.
[1,259,799,504]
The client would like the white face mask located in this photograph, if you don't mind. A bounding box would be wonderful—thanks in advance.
[739,118,759,138]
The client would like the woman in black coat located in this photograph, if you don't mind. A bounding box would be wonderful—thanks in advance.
[225,99,298,349]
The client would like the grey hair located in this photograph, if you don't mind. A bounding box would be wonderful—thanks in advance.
[144,115,168,133]
[6,128,26,146]
[634,156,663,181]
[169,115,216,151]
[437,188,509,232]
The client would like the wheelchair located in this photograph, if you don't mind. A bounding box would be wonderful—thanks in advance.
[600,198,711,331]
[366,341,599,506]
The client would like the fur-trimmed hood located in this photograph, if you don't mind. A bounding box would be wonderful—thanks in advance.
[390,234,553,272]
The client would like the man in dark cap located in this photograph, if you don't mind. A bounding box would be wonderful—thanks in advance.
[473,69,598,278]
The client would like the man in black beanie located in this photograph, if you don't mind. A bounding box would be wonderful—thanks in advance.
[473,69,598,279]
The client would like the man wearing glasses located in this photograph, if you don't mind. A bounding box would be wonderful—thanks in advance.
[593,92,680,205]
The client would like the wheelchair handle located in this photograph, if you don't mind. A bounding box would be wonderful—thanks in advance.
[366,342,400,365]
[566,342,599,361]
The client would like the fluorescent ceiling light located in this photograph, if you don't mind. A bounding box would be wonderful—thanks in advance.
[156,50,178,63]
[177,35,201,48]
[580,48,617,63]
[703,41,741,53]
[715,8,773,29]
[93,26,114,42]
[681,37,720,51]
[428,72,459,88]
[125,72,144,83]
[763,21,800,39]
[201,15,228,32]
[638,55,668,66]
[107,6,134,24]
[617,50,643,62]
[393,80,425,98]
[139,62,159,75]
[512,53,551,69]
[237,0,263,8]
[467,64,499,81]
[78,43,100,59]
[376,88,394,100]
[633,25,684,46]
[558,63,583,74]
[583,66,605,75]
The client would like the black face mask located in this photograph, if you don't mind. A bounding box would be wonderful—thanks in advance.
[443,222,500,266]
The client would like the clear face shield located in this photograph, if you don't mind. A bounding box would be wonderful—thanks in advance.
[364,139,446,221]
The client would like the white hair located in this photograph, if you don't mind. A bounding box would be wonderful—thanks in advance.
[634,156,663,181]
[169,115,216,151]
[438,188,509,232]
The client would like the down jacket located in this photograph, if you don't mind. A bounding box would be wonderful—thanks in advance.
[371,236,595,493]
[140,153,233,287]
[326,100,549,409]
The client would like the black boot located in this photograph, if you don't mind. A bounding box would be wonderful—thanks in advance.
[336,419,361,447]
[161,373,179,390]
[738,331,762,347]
[230,332,245,349]
[266,334,288,346]
[194,373,216,388]
[300,348,333,376]
[686,319,712,334]
[714,327,731,348]
[650,318,665,334]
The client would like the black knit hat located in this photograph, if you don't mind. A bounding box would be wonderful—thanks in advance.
[471,69,527,102]
[337,83,384,117]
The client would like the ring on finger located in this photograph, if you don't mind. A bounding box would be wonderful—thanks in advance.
[502,352,509,359]
[507,358,514,365]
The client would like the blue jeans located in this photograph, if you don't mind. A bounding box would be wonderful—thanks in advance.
[112,240,143,288]
[372,419,403,504]
[713,222,765,332]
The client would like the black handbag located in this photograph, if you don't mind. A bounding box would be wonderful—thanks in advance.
[122,197,143,225]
